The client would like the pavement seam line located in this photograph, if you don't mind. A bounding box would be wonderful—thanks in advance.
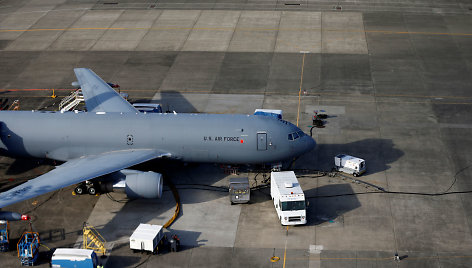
[296,52,306,127]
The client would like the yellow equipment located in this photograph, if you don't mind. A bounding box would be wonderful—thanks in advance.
[82,223,106,255]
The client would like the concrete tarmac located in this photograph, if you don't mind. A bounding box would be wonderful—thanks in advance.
[0,0,472,267]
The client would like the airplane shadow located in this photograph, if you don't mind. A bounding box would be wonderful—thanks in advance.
[3,158,53,176]
[295,138,404,176]
[305,183,361,226]
[132,91,198,113]
[90,160,226,258]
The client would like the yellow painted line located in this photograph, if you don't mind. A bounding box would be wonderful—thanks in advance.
[283,225,289,268]
[0,26,471,37]
[286,255,472,261]
[296,53,306,127]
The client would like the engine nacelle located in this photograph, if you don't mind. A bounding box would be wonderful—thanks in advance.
[103,170,163,199]
[0,211,30,221]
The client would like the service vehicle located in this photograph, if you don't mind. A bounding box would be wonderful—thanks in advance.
[270,171,306,225]
[51,248,99,268]
[130,224,165,254]
[229,177,250,204]
[132,103,163,113]
[254,109,283,119]
[334,154,366,177]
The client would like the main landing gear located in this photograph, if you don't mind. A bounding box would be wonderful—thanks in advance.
[74,181,99,195]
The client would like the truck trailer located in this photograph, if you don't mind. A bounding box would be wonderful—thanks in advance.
[130,224,164,254]
[270,171,307,225]
[51,248,98,268]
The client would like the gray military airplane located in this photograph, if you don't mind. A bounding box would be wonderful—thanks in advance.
[0,68,315,220]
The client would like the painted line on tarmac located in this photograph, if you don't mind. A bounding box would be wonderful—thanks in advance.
[296,52,307,127]
[3,89,472,105]
[1,26,471,37]
[4,89,472,101]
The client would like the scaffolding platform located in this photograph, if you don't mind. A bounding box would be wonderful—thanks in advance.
[17,232,40,266]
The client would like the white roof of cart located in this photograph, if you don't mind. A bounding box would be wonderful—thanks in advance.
[336,154,365,163]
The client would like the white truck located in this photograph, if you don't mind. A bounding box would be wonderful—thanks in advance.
[334,154,366,177]
[270,171,307,225]
[130,224,165,254]
[254,109,283,120]
[51,248,99,268]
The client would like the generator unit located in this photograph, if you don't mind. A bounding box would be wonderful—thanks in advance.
[334,154,366,177]
[229,177,250,204]
[130,224,165,254]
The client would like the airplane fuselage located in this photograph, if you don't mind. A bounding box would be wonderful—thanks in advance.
[0,111,315,165]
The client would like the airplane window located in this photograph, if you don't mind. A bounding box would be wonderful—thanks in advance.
[293,132,299,139]
[288,134,293,140]
[297,131,305,137]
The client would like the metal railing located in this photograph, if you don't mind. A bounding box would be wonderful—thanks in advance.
[59,89,84,112]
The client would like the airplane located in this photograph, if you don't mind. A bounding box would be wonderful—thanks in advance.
[0,68,316,221]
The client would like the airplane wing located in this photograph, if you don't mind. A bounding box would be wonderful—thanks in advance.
[0,149,170,208]
[74,68,138,113]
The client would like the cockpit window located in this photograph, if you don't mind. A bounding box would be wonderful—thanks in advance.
[288,131,305,141]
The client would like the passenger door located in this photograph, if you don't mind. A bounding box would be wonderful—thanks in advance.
[257,132,267,151]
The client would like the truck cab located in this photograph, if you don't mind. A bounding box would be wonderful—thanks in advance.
[270,171,307,225]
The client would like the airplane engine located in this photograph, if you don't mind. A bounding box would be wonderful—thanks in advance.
[102,170,163,199]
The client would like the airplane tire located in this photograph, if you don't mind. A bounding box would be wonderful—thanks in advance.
[353,173,359,177]
[88,186,97,195]
[75,186,85,195]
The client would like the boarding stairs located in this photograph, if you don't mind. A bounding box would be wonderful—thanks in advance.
[83,223,106,255]
[8,100,20,111]
[59,89,84,112]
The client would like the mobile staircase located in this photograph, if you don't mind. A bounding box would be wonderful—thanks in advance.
[17,232,40,266]
[8,100,20,110]
[59,89,84,112]
[83,222,106,255]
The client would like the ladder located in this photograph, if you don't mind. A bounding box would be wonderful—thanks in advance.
[82,223,106,255]
[59,89,84,112]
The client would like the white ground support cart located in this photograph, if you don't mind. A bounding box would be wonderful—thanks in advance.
[130,224,165,254]
[334,154,366,177]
